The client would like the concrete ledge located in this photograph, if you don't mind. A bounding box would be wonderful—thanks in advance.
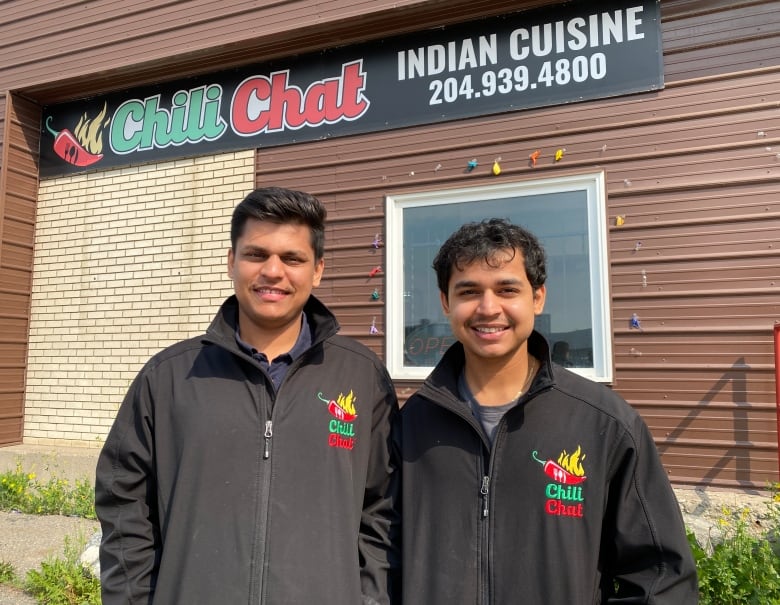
[0,444,100,484]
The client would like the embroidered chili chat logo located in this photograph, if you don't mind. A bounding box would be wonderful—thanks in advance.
[532,445,587,518]
[318,390,357,450]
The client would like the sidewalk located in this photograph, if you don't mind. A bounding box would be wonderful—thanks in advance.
[0,511,100,605]
[0,444,100,485]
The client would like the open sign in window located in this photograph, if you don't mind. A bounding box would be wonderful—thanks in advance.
[385,173,612,382]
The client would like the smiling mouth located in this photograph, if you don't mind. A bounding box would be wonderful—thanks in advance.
[254,287,289,296]
[472,326,507,334]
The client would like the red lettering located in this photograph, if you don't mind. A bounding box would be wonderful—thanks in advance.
[424,337,441,355]
[337,61,369,119]
[407,338,423,356]
[267,71,303,130]
[328,433,355,450]
[441,336,455,353]
[231,76,270,135]
[545,499,584,518]
[231,61,369,136]
[303,81,330,124]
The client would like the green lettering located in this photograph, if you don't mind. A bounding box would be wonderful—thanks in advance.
[202,85,226,139]
[110,100,145,153]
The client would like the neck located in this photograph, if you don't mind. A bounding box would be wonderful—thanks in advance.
[464,349,537,407]
[238,314,302,360]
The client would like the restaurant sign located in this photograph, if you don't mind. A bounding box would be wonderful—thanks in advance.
[41,0,662,177]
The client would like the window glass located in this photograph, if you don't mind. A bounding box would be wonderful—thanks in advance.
[386,174,612,382]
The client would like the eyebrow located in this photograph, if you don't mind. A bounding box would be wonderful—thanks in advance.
[240,244,308,257]
[452,278,522,289]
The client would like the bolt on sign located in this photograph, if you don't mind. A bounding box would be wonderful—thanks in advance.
[41,0,662,177]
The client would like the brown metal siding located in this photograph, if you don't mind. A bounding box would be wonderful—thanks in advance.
[0,94,40,446]
[253,2,780,488]
[612,0,780,487]
[3,0,555,104]
[663,0,780,80]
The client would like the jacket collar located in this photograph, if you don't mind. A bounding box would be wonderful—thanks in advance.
[420,330,555,406]
[205,294,340,353]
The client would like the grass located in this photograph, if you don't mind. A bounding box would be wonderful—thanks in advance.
[24,536,101,605]
[0,536,100,605]
[0,462,95,519]
[0,560,17,584]
[0,461,100,604]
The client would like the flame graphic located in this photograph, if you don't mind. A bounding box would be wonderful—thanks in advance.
[336,390,356,416]
[73,102,110,155]
[557,445,586,477]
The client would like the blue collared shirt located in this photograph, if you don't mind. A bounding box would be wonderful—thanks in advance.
[235,313,312,389]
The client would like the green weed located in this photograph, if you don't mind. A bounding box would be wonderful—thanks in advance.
[0,462,95,519]
[689,495,780,605]
[24,536,101,605]
[0,560,18,585]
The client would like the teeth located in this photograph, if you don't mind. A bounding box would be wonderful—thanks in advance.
[475,326,504,333]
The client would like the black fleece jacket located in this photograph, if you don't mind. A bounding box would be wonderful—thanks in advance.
[399,332,697,605]
[96,295,400,605]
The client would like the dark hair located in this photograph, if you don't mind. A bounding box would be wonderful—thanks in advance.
[432,218,547,294]
[231,187,327,260]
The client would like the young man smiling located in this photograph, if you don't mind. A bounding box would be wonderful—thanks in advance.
[96,187,399,605]
[399,218,697,604]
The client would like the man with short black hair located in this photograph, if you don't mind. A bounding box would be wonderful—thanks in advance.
[97,187,399,604]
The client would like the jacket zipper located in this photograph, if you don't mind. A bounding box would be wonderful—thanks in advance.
[430,398,493,604]
[480,415,515,604]
[209,311,337,604]
[480,452,492,605]
[480,416,515,605]
[419,366,548,605]
[263,420,273,459]
[250,410,274,604]
[480,475,490,517]
[257,352,314,603]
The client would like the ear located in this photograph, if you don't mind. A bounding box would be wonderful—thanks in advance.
[227,248,235,280]
[439,290,450,316]
[312,257,325,287]
[533,285,547,315]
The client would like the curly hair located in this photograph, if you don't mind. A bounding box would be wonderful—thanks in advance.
[432,218,547,294]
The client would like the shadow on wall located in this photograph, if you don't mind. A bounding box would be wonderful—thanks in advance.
[656,357,764,490]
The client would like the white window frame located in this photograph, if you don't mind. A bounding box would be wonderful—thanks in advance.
[385,172,613,382]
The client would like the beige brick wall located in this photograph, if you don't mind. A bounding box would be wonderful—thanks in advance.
[25,151,255,447]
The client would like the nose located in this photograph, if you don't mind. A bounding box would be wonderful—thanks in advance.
[261,255,284,279]
[476,290,500,315]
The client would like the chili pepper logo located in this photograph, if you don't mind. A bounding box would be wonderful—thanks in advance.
[533,445,587,485]
[318,390,357,422]
[45,102,110,167]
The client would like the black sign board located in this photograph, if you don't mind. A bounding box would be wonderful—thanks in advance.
[41,0,662,177]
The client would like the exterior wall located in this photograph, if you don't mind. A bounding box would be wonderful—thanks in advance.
[0,0,777,487]
[251,3,780,489]
[2,0,540,104]
[0,93,40,446]
[24,150,254,445]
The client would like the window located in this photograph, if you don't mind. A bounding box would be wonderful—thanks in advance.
[385,172,612,382]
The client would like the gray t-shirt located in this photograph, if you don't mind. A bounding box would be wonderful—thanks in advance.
[458,372,519,448]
